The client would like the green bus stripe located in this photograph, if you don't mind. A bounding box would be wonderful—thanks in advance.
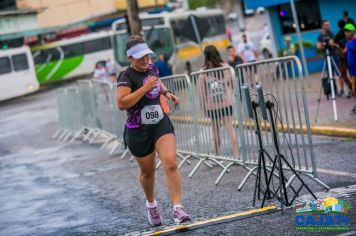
[35,55,84,84]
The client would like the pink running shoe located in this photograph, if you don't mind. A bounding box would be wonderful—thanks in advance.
[173,206,191,223]
[147,206,162,226]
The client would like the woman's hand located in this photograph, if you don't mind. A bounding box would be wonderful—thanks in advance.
[143,75,160,92]
[166,92,180,105]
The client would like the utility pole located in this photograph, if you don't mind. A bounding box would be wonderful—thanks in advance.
[290,0,309,76]
[235,0,245,31]
[126,0,141,36]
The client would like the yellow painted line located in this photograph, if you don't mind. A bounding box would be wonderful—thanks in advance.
[144,205,277,235]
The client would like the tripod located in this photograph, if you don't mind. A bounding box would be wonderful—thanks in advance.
[315,48,340,122]
[262,101,317,212]
[251,101,272,207]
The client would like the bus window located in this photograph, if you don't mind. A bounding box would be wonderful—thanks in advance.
[0,57,11,75]
[84,37,111,54]
[113,33,130,66]
[62,43,84,58]
[12,54,29,71]
[144,28,173,59]
[206,15,225,37]
[170,19,190,44]
[33,48,61,65]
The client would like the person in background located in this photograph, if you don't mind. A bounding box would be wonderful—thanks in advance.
[226,45,243,68]
[317,20,339,95]
[237,34,258,63]
[282,36,296,57]
[226,27,233,42]
[185,61,192,75]
[342,11,355,26]
[93,62,109,82]
[197,45,239,158]
[344,23,356,114]
[154,54,172,77]
[154,54,173,114]
[317,20,335,51]
[106,58,117,84]
[335,20,353,98]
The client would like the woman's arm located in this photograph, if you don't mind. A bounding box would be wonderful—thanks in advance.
[116,75,159,110]
[159,80,180,104]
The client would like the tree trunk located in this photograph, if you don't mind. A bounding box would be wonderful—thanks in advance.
[126,0,141,36]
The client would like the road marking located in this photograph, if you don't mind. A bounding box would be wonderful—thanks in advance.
[317,168,356,178]
[142,206,278,235]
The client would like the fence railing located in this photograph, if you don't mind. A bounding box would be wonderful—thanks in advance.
[54,57,329,190]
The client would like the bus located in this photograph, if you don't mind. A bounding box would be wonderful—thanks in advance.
[0,46,39,101]
[111,8,229,73]
[31,31,114,84]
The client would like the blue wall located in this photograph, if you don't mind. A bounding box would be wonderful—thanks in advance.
[245,0,289,9]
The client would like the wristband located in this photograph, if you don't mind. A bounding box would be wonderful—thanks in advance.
[163,90,172,97]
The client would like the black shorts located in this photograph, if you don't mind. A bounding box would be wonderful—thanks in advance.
[205,106,233,120]
[124,115,174,157]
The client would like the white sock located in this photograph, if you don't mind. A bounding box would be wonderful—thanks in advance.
[146,200,157,208]
[173,204,183,211]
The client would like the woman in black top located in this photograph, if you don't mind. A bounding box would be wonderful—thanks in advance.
[116,36,190,226]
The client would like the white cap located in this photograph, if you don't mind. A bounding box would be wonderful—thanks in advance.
[126,43,153,59]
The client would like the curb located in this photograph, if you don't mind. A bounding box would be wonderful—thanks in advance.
[311,126,356,138]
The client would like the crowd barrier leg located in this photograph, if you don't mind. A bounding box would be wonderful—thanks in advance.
[52,129,64,139]
[215,162,236,185]
[237,166,257,191]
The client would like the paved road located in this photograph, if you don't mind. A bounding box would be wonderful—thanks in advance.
[0,84,355,235]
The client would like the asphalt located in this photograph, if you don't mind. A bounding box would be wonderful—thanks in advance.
[0,87,355,235]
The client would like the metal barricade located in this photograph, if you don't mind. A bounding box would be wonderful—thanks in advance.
[89,79,117,144]
[160,74,198,169]
[70,80,100,143]
[234,56,329,190]
[53,87,81,142]
[107,83,128,157]
[165,68,247,184]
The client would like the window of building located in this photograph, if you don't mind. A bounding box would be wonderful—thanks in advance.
[277,0,321,34]
[12,54,29,71]
[0,57,12,75]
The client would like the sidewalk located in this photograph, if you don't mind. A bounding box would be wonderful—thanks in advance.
[303,72,356,138]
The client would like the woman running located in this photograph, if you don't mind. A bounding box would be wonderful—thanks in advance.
[116,36,190,226]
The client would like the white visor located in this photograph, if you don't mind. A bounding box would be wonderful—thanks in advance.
[126,43,154,59]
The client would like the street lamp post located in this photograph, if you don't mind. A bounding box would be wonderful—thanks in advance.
[289,0,309,76]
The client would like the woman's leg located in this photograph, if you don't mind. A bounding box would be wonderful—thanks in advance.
[155,133,181,204]
[135,152,157,203]
[223,116,239,157]
[211,119,221,155]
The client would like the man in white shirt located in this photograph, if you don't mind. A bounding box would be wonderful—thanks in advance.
[237,34,258,63]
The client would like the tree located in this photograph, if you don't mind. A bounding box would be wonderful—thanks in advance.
[126,0,141,36]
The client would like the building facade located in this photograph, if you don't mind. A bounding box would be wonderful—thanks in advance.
[16,0,167,28]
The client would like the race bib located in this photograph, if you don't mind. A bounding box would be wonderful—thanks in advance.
[141,105,164,125]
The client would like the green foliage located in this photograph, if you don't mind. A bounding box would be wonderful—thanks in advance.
[188,0,216,9]
[293,41,315,49]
